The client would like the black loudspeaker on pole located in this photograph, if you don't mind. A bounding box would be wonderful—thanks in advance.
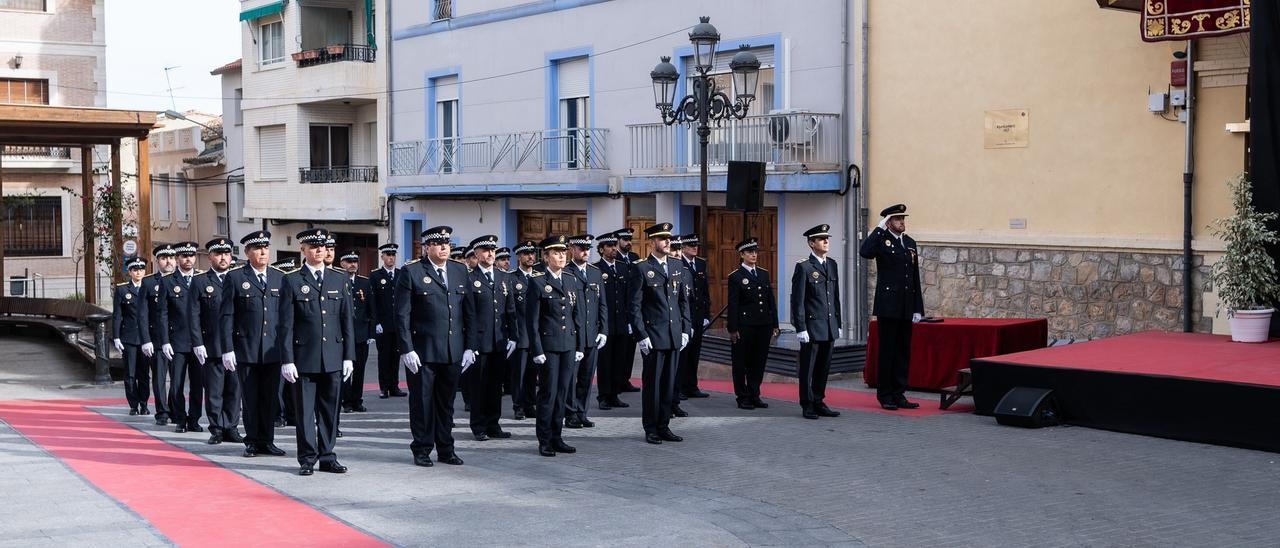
[726,161,766,212]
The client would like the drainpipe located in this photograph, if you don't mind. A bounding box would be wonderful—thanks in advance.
[384,0,395,245]
[1182,39,1196,332]
[855,0,871,340]
[839,0,853,340]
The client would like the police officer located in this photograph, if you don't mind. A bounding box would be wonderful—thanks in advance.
[279,228,354,476]
[526,235,585,456]
[677,234,711,400]
[727,238,779,410]
[509,240,539,420]
[339,250,376,413]
[142,244,175,424]
[220,230,288,458]
[158,241,204,433]
[450,246,467,262]
[396,226,469,468]
[112,257,151,416]
[273,256,299,427]
[494,246,512,272]
[462,235,517,441]
[593,231,632,410]
[791,224,843,420]
[859,204,924,411]
[565,234,608,429]
[191,238,242,445]
[613,227,642,395]
[323,235,337,267]
[630,223,691,444]
[667,236,692,418]
[370,243,406,399]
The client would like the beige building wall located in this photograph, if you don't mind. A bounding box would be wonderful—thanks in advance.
[868,1,1247,338]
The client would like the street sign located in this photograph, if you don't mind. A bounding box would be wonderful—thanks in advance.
[123,239,137,256]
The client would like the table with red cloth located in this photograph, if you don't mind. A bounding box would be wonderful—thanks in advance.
[865,318,1048,391]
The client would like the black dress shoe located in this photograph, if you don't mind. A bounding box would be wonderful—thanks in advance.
[551,439,576,453]
[319,461,348,474]
[223,430,245,443]
[188,424,204,433]
[243,446,258,458]
[815,405,841,417]
[644,433,663,445]
[487,430,512,439]
[336,429,344,438]
[879,401,899,411]
[564,417,583,429]
[596,399,612,411]
[174,425,187,433]
[390,389,408,397]
[261,444,287,456]
[207,434,222,445]
[622,383,640,393]
[672,406,689,418]
[751,398,770,409]
[579,417,595,428]
[299,465,314,476]
[341,405,354,413]
[894,398,920,409]
[274,418,287,427]
[514,408,527,419]
[737,401,756,410]
[473,432,489,441]
[523,406,537,417]
[686,389,710,398]
[438,454,464,466]
[538,444,556,457]
[129,409,138,416]
[657,429,683,442]
[413,454,434,467]
[609,398,629,408]
[352,404,367,413]
[154,417,168,426]
[802,408,820,419]
[677,392,689,401]
[139,406,150,416]
[379,391,390,399]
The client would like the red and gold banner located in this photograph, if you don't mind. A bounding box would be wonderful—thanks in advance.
[1142,0,1250,42]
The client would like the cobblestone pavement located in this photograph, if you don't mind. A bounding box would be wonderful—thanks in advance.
[2,336,1279,547]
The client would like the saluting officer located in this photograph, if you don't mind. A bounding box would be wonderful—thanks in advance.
[396,226,470,468]
[790,224,843,420]
[859,204,924,411]
[339,250,376,413]
[593,231,632,410]
[191,237,242,445]
[630,223,691,445]
[509,240,539,420]
[113,257,151,416]
[220,230,288,458]
[612,227,642,395]
[370,243,406,399]
[526,235,585,457]
[727,238,778,410]
[462,235,517,441]
[158,241,205,433]
[565,234,608,429]
[142,244,175,424]
[279,228,355,476]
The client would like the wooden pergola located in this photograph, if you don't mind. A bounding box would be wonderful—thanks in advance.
[0,105,157,304]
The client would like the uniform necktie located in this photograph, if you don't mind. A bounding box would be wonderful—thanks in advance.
[437,267,445,285]
[486,271,493,284]
[184,274,191,287]
[314,269,323,284]
[258,272,266,288]
[216,273,224,285]
[662,262,669,277]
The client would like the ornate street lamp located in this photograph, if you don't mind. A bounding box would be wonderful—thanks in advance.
[650,16,760,240]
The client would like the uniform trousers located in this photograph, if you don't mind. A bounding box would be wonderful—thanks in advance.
[875,317,914,402]
[641,348,678,434]
[535,350,575,444]
[239,362,281,448]
[797,340,833,409]
[406,361,460,458]
[291,370,342,466]
[731,325,772,402]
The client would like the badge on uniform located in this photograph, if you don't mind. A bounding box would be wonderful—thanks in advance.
[515,283,523,291]
[174,286,181,294]
[242,281,251,290]
[125,292,133,300]
[885,239,893,247]
[742,278,750,285]
[206,286,215,294]
[380,278,387,285]
[357,289,365,300]
[423,276,432,284]
[646,270,655,279]
[812,271,820,280]
[301,285,311,294]
[473,280,482,288]
[601,272,609,280]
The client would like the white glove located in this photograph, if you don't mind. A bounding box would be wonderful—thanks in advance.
[367,338,376,346]
[680,333,690,351]
[877,215,890,230]
[912,313,923,323]
[141,342,154,357]
[281,363,298,383]
[796,331,810,344]
[505,340,517,358]
[221,352,237,372]
[342,360,353,381]
[113,338,124,352]
[626,325,632,335]
[162,343,174,360]
[375,323,383,335]
[532,354,547,365]
[595,333,607,350]
[193,345,207,365]
[638,338,653,355]
[837,329,844,339]
[575,351,584,362]
[702,319,710,328]
[400,351,421,374]
[461,349,477,370]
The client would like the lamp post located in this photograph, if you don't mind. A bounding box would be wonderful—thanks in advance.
[650,16,760,238]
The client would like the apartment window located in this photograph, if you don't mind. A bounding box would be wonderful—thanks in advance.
[434,75,459,173]
[0,78,49,105]
[3,196,62,257]
[174,174,190,222]
[234,182,250,221]
[309,125,351,169]
[301,7,352,50]
[214,202,229,236]
[0,0,47,12]
[233,88,243,126]
[259,20,284,66]
[557,57,590,169]
[258,125,286,179]
[432,0,452,21]
[687,46,775,116]
[152,175,171,221]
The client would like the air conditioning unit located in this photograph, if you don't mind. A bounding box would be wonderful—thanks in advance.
[767,108,820,147]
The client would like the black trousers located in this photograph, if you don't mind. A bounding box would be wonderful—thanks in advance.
[641,348,678,434]
[516,349,540,413]
[508,348,533,412]
[676,327,705,394]
[535,350,575,444]
[406,361,460,458]
[342,341,371,407]
[168,351,204,427]
[876,317,914,401]
[567,346,598,418]
[619,333,639,392]
[291,370,341,466]
[122,344,150,410]
[375,330,400,392]
[204,359,242,435]
[149,352,171,419]
[797,340,834,409]
[469,351,506,435]
[239,362,280,448]
[595,335,627,401]
[278,374,296,423]
[731,325,772,402]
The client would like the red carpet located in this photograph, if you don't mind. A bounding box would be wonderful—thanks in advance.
[988,331,1280,387]
[0,398,385,548]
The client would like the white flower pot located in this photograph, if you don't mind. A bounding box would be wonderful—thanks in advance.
[1228,308,1274,343]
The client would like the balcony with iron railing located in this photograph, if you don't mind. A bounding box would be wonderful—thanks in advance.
[388,128,611,191]
[293,44,376,68]
[627,112,840,175]
[299,165,379,183]
[1,145,75,171]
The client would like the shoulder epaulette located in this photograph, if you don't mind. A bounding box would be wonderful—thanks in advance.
[195,269,206,275]
[449,258,465,265]
[116,281,128,287]
[585,263,600,270]
[227,264,244,271]
[328,266,345,274]
[404,259,420,266]
[162,272,174,277]
[758,267,769,272]
[529,271,545,277]
[356,274,368,280]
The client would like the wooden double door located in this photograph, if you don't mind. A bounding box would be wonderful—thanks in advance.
[699,207,777,325]
[518,210,588,243]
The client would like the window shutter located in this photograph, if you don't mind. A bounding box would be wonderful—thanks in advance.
[258,125,286,179]
[557,57,589,99]
[684,45,774,75]
[435,75,458,102]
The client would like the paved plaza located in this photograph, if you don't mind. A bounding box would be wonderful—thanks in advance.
[1,334,1278,547]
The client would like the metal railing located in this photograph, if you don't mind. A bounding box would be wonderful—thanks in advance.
[390,128,609,176]
[299,165,379,183]
[432,0,452,20]
[1,146,72,160]
[295,44,376,68]
[627,112,840,174]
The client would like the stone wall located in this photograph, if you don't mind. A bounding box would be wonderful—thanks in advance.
[870,245,1214,340]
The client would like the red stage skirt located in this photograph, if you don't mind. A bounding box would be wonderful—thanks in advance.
[865,318,1048,391]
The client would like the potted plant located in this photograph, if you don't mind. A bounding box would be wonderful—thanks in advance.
[1209,173,1280,342]
[326,44,346,56]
